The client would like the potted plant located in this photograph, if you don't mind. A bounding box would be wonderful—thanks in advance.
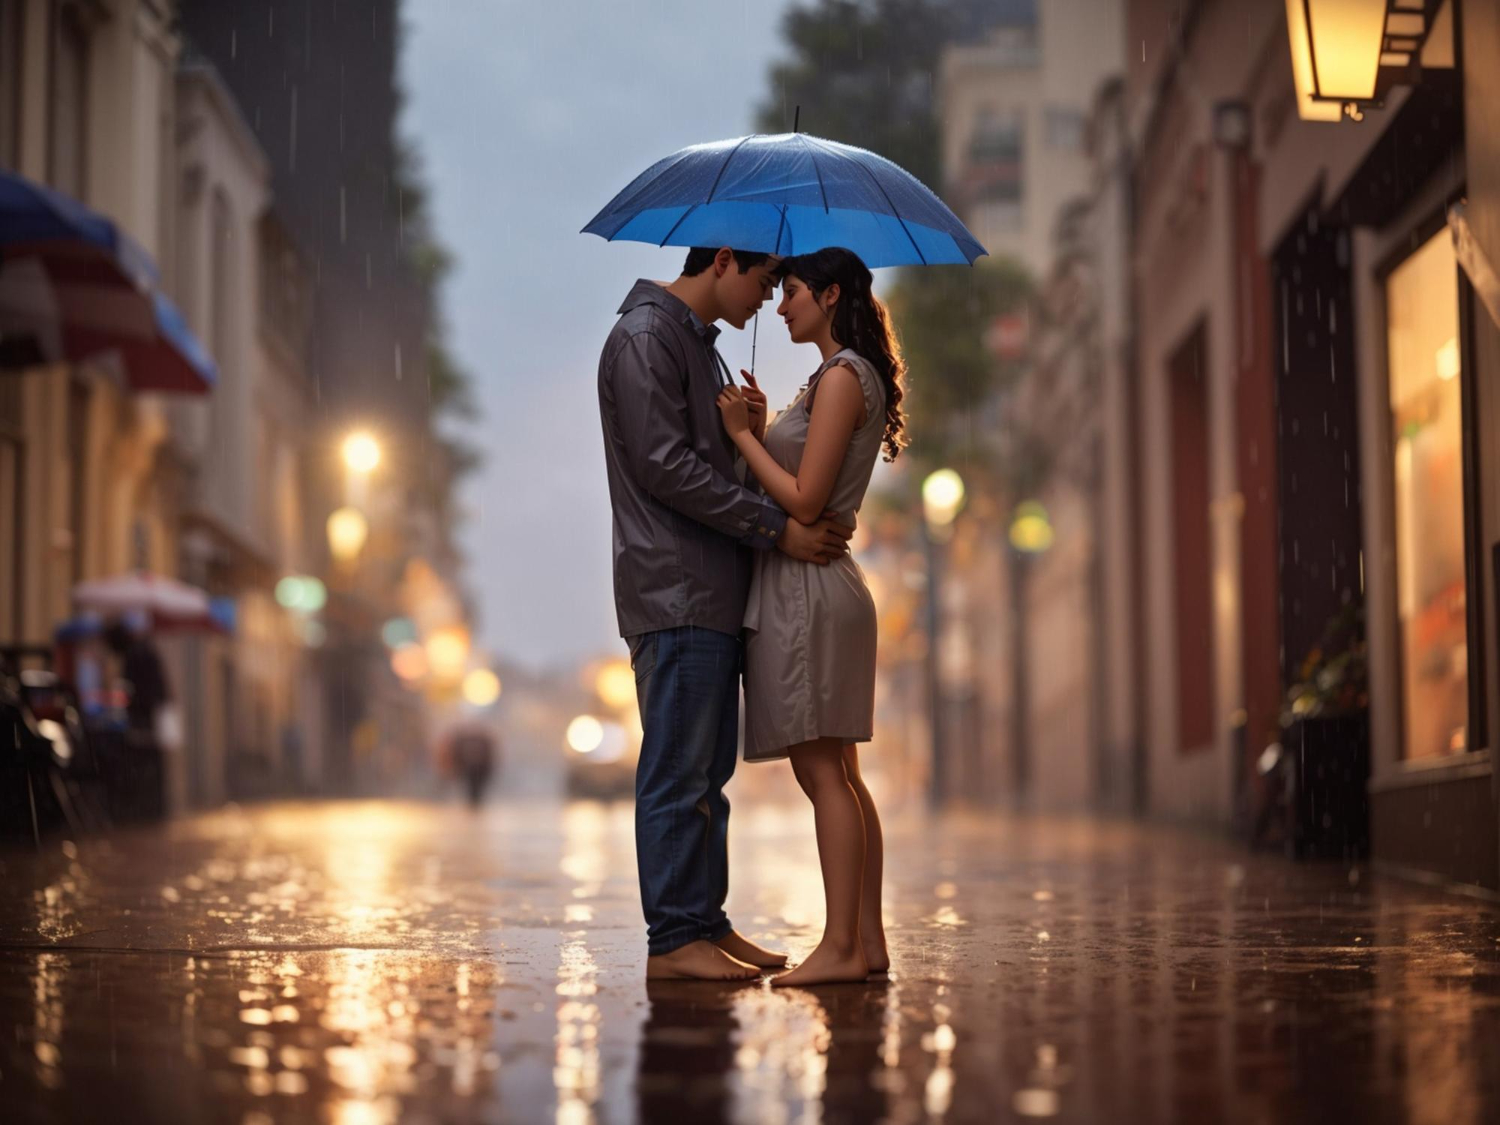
[1277,603,1371,860]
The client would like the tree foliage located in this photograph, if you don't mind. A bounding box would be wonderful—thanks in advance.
[885,258,1031,475]
[755,0,1031,190]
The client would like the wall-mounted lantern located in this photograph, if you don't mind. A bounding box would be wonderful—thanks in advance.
[1285,0,1446,122]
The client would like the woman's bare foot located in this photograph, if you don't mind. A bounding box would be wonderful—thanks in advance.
[715,930,789,969]
[771,940,868,988]
[646,941,760,981]
[862,932,890,975]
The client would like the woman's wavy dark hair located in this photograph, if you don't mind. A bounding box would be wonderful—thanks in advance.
[776,247,909,462]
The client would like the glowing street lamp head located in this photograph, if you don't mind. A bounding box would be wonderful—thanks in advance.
[425,627,470,681]
[1009,500,1055,554]
[342,431,382,474]
[922,469,966,529]
[326,506,369,562]
[462,668,502,708]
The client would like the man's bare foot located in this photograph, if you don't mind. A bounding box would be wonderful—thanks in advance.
[646,941,760,981]
[715,930,789,969]
[771,940,868,988]
[862,933,890,975]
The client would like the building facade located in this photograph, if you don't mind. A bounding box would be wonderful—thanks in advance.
[935,0,1126,811]
[1118,0,1497,889]
[1,0,184,648]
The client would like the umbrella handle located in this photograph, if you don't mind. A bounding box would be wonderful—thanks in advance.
[750,309,758,379]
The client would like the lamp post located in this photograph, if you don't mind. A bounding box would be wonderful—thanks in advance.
[1007,500,1054,804]
[326,506,369,565]
[340,430,382,509]
[921,469,966,808]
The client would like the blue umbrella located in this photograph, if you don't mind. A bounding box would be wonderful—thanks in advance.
[582,133,987,268]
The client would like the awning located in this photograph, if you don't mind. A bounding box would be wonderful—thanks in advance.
[0,171,217,393]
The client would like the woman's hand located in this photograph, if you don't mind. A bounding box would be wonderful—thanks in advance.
[717,385,752,439]
[740,370,768,441]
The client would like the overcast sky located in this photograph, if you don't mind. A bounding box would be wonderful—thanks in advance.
[402,0,820,672]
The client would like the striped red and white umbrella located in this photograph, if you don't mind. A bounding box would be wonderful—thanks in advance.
[72,571,221,631]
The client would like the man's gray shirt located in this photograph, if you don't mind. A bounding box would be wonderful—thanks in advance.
[598,280,788,640]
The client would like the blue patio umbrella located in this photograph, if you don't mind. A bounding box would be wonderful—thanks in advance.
[582,133,987,269]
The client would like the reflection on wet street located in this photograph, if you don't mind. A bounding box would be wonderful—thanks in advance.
[2,799,1498,1123]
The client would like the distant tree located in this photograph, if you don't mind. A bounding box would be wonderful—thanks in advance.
[885,258,1032,476]
[392,117,482,591]
[755,0,1032,190]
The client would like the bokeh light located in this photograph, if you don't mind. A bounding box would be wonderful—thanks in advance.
[462,668,502,707]
[566,715,605,755]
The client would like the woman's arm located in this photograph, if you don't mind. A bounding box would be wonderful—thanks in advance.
[717,364,865,525]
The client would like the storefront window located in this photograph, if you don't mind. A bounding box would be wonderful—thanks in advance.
[1386,228,1467,760]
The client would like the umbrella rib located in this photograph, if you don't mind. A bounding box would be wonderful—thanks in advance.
[658,204,699,247]
[796,134,830,214]
[808,135,927,266]
[658,136,756,248]
[704,135,755,205]
[773,205,789,255]
[587,148,697,233]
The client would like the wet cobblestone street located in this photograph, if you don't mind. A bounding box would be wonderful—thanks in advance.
[2,799,1498,1124]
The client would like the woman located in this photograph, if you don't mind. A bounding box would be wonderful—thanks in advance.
[716,245,908,987]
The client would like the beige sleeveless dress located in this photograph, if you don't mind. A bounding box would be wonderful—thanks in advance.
[742,348,888,762]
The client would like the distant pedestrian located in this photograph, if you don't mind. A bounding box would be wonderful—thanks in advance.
[447,724,498,808]
[104,613,171,744]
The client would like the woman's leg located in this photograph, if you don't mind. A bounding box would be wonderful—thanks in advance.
[773,737,869,987]
[843,744,888,973]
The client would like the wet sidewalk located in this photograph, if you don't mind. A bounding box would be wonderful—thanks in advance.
[1,799,1498,1124]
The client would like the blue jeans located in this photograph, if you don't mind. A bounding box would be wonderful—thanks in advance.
[627,625,741,956]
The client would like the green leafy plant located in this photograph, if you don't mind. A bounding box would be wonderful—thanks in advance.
[1282,602,1369,725]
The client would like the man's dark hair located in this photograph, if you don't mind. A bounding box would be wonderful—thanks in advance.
[682,247,773,277]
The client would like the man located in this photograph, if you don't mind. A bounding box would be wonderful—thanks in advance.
[598,245,854,980]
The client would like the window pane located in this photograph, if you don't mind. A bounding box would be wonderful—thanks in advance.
[1387,228,1467,760]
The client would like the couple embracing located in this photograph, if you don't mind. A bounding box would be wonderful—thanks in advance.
[597,244,906,986]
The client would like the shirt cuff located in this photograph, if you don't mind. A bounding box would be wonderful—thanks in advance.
[740,502,788,550]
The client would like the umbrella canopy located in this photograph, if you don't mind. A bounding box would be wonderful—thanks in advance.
[583,133,987,268]
[0,171,216,392]
[73,571,223,632]
[0,170,158,286]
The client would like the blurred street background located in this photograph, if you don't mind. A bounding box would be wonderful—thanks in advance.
[3,0,1500,1122]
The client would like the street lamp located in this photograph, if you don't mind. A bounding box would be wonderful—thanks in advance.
[341,431,382,510]
[1284,0,1437,122]
[341,431,382,474]
[922,469,966,537]
[326,506,369,564]
[462,668,502,708]
[1006,498,1054,806]
[1009,500,1055,554]
[920,468,965,808]
[425,626,470,682]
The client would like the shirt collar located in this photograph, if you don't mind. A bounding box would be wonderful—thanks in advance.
[646,281,721,346]
[686,307,721,347]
